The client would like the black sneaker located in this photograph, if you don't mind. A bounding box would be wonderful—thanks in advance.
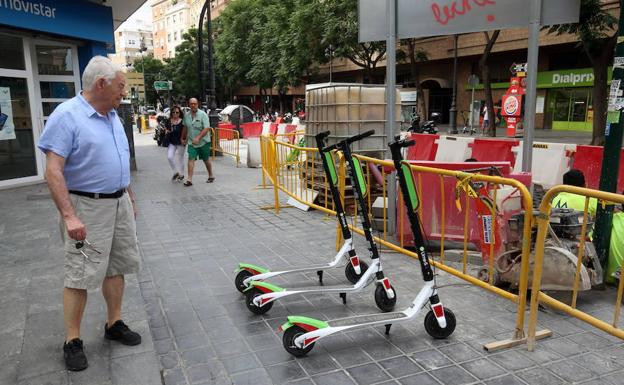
[104,320,142,346]
[63,338,88,371]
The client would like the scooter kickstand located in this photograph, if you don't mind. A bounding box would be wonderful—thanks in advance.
[384,324,392,335]
[317,270,323,285]
[339,293,347,304]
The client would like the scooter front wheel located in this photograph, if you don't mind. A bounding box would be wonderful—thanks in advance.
[374,284,397,312]
[345,261,369,284]
[283,326,315,357]
[245,288,273,315]
[235,270,253,293]
[424,308,456,339]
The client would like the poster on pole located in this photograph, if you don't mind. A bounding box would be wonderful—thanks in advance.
[0,87,16,141]
[359,0,580,42]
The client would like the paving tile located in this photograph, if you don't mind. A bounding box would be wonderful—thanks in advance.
[572,352,623,376]
[16,371,70,385]
[311,370,357,385]
[484,374,527,385]
[544,359,594,383]
[187,360,227,384]
[265,360,307,384]
[489,349,535,371]
[110,351,162,385]
[430,365,478,385]
[516,367,565,385]
[162,367,187,385]
[346,362,391,385]
[410,349,453,371]
[330,346,373,368]
[378,356,423,378]
[297,353,339,375]
[460,358,507,381]
[230,368,272,385]
[397,371,441,385]
[222,352,262,375]
[438,343,481,364]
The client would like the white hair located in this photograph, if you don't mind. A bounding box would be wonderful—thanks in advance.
[81,56,124,91]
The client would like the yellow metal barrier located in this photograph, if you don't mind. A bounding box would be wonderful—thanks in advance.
[343,155,537,350]
[213,128,240,167]
[527,186,624,351]
[259,135,273,189]
[269,138,340,216]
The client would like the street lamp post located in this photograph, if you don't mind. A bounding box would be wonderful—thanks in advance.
[449,34,459,134]
[326,44,334,83]
[198,0,219,127]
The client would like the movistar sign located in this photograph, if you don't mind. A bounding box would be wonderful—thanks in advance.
[0,0,113,45]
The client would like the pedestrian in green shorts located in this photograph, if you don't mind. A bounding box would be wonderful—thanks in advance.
[182,97,215,186]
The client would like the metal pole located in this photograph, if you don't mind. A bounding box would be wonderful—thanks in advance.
[207,1,216,110]
[197,1,208,104]
[470,86,475,133]
[594,1,624,268]
[521,0,541,172]
[329,48,333,83]
[386,0,397,235]
[449,34,459,134]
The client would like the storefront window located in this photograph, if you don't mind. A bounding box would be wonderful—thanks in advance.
[548,88,593,131]
[0,35,25,70]
[0,77,37,181]
[40,82,76,99]
[36,46,74,76]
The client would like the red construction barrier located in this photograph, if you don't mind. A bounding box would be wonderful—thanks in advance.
[396,161,529,254]
[241,122,263,138]
[218,123,236,130]
[269,123,279,136]
[407,133,439,161]
[470,138,519,167]
[572,145,624,192]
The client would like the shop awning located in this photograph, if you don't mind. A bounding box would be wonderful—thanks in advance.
[88,0,147,29]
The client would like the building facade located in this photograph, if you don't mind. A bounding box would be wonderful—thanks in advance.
[109,19,154,67]
[0,0,140,189]
[153,0,231,60]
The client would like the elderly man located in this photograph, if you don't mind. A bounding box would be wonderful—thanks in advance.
[182,97,215,186]
[38,56,141,371]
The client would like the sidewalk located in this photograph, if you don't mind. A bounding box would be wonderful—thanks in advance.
[1,131,623,385]
[437,126,593,144]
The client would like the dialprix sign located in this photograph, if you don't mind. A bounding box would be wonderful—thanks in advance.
[0,0,113,45]
[467,68,612,90]
[359,0,580,42]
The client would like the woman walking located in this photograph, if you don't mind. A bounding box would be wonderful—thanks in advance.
[166,106,186,181]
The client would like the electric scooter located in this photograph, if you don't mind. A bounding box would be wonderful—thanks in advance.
[278,137,456,357]
[242,130,397,315]
[234,131,371,293]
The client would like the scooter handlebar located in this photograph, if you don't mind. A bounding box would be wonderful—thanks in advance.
[345,130,375,144]
[388,138,416,149]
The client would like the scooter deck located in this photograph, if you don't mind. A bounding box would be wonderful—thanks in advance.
[328,312,408,327]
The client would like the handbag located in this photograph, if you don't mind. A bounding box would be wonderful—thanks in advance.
[161,131,171,147]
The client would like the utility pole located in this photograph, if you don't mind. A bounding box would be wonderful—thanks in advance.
[386,0,397,235]
[594,2,624,268]
[449,34,459,134]
[197,0,219,126]
[521,0,541,172]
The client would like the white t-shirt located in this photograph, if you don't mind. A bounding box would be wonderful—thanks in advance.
[483,106,489,121]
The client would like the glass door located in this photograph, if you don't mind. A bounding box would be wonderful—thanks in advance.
[0,34,41,186]
[32,42,81,126]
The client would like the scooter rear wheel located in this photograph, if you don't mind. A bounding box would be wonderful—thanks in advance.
[424,308,456,339]
[283,325,315,357]
[235,270,253,293]
[374,284,397,312]
[345,261,369,284]
[245,288,273,315]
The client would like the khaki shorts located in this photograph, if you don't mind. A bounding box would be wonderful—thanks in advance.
[60,192,140,290]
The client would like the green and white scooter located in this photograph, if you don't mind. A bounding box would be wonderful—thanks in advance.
[233,131,371,294]
[278,137,456,356]
[242,130,397,315]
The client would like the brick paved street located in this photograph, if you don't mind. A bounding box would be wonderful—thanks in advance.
[1,129,623,385]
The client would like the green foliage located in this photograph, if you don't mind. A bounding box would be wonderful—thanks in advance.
[137,55,165,106]
[320,0,386,81]
[544,0,617,56]
[164,28,203,101]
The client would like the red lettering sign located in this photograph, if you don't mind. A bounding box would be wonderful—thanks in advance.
[431,0,497,26]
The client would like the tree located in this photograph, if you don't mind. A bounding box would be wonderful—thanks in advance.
[398,39,428,119]
[321,0,386,83]
[479,30,500,137]
[545,0,618,145]
[164,28,203,102]
[138,55,166,107]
